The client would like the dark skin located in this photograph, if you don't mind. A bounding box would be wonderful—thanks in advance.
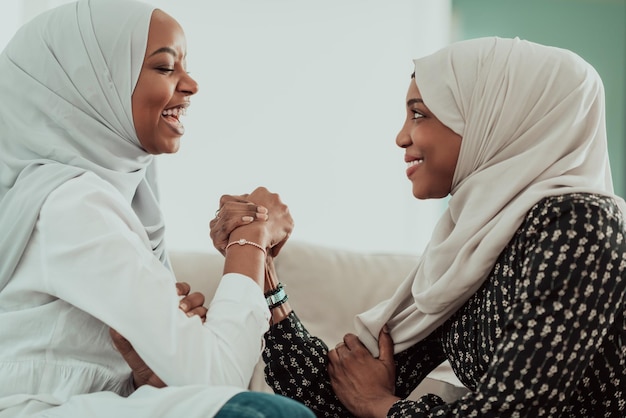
[111,187,294,390]
[214,194,400,417]
[328,328,399,418]
[115,193,400,417]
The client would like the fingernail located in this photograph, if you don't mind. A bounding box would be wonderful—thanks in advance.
[257,206,268,214]
[242,216,253,222]
[186,312,193,317]
[180,303,188,311]
[383,325,390,333]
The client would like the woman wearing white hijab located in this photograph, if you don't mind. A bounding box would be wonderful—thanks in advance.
[0,0,313,417]
[232,37,625,416]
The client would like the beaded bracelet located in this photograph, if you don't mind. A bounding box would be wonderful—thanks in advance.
[225,238,266,256]
[264,282,288,309]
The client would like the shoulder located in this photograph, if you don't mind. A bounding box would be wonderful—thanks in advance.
[47,171,123,201]
[515,193,626,258]
[40,172,144,237]
[524,193,624,231]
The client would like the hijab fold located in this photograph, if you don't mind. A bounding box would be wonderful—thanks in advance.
[0,0,168,292]
[356,37,626,356]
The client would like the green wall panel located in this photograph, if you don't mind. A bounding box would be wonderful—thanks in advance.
[452,0,626,197]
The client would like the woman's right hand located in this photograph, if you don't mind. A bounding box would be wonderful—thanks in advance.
[245,187,293,256]
[209,194,269,255]
[210,187,293,256]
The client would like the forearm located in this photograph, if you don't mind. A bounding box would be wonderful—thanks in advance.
[263,311,356,417]
[223,227,268,288]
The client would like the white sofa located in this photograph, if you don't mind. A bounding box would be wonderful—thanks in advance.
[170,240,468,402]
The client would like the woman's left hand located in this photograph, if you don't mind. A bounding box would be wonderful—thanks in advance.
[327,327,400,417]
[176,281,207,322]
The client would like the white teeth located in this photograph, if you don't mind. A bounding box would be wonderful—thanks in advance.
[161,107,187,118]
[407,159,424,168]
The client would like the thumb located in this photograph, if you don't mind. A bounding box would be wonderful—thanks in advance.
[109,328,133,357]
[378,325,394,365]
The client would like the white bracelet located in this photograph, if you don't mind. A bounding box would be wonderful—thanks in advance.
[225,238,267,256]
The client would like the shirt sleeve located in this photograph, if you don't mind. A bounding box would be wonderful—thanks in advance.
[38,174,270,388]
[263,311,447,417]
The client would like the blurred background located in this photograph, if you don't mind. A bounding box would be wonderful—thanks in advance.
[2,0,624,255]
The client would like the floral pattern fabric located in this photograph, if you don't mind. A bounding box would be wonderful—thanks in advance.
[263,193,626,417]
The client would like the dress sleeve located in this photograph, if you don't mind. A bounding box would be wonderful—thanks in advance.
[38,174,270,388]
[263,312,447,417]
[391,196,626,416]
[265,196,626,417]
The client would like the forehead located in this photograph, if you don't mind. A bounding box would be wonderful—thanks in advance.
[145,10,186,54]
[406,79,421,100]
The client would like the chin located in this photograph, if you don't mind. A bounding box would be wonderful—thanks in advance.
[412,188,446,200]
[159,137,182,154]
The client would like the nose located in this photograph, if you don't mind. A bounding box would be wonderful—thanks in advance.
[395,123,412,149]
[179,72,199,96]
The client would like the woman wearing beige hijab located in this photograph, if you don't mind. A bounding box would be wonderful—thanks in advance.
[212,37,626,417]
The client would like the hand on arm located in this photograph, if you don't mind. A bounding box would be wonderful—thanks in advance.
[328,327,400,418]
[176,281,207,321]
[110,281,206,389]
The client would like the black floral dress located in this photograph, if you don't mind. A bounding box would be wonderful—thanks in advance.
[263,193,626,417]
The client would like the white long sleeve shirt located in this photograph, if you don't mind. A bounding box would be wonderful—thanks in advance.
[0,173,270,416]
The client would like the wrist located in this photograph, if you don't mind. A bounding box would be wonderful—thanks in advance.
[229,224,270,250]
[270,301,292,324]
[264,282,287,308]
[264,282,292,324]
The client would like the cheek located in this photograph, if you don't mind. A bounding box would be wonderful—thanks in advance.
[132,89,166,132]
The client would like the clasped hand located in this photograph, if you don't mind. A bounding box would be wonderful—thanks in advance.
[209,186,293,256]
[328,327,400,418]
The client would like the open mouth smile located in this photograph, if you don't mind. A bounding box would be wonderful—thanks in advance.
[161,103,189,135]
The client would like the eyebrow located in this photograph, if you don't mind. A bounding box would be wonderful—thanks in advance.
[149,46,178,58]
[406,98,424,107]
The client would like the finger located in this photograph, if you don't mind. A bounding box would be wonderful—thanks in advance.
[179,292,205,312]
[210,203,268,239]
[218,194,248,208]
[342,333,360,350]
[186,306,208,321]
[328,347,340,365]
[378,325,394,363]
[109,328,133,355]
[175,282,191,297]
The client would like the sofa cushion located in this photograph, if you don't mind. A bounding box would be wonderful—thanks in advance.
[272,241,419,346]
[169,240,466,397]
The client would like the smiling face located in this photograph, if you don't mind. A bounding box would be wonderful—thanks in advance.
[132,10,199,155]
[396,79,461,199]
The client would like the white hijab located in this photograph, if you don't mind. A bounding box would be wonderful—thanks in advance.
[356,37,626,356]
[0,0,166,292]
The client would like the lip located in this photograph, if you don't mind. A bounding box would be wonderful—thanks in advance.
[161,102,190,136]
[164,101,190,112]
[404,154,424,178]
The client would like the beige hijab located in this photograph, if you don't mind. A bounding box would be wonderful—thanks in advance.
[356,37,625,356]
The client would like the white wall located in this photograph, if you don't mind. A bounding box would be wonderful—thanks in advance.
[2,0,452,255]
